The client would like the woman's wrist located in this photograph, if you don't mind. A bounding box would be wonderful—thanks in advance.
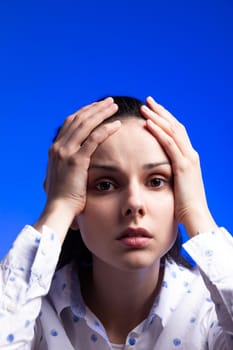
[33,200,76,244]
[182,208,218,238]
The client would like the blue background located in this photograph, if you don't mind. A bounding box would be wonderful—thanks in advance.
[0,0,232,258]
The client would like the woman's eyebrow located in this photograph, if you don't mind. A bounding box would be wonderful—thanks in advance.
[89,164,119,172]
[142,161,171,170]
[89,161,171,172]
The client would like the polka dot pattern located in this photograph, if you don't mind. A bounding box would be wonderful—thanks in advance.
[128,337,136,345]
[50,329,58,337]
[90,334,98,342]
[6,334,14,343]
[173,338,181,346]
[0,225,232,349]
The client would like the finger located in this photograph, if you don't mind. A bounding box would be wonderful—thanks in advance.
[141,100,179,136]
[61,102,118,153]
[55,97,114,143]
[141,104,174,135]
[142,103,193,155]
[55,101,99,141]
[54,97,118,151]
[77,120,122,159]
[145,119,184,172]
[142,96,183,138]
[145,96,177,123]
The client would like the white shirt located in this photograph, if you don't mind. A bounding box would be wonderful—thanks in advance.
[0,225,233,349]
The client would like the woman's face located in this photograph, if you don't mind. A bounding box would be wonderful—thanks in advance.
[77,118,177,272]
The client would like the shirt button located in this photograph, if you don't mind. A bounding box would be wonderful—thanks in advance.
[128,337,137,346]
[41,248,47,256]
[6,303,16,312]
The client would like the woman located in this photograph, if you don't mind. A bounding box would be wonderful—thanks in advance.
[0,96,232,349]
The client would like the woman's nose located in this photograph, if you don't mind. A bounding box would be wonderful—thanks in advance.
[121,187,146,217]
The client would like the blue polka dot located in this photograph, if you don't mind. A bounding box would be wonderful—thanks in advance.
[25,320,31,328]
[128,337,136,345]
[206,297,212,303]
[205,249,213,257]
[73,315,80,323]
[50,233,55,241]
[173,338,181,346]
[149,315,155,325]
[91,334,98,342]
[7,334,14,343]
[94,320,103,330]
[190,317,196,323]
[162,280,168,288]
[50,329,58,337]
[171,271,177,278]
[35,238,41,244]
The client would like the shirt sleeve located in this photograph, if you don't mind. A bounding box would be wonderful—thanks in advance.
[0,225,61,349]
[183,228,233,350]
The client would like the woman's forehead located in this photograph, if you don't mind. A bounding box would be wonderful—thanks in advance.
[91,119,169,164]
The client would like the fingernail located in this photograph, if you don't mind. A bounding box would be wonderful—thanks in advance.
[109,103,118,111]
[147,96,155,102]
[109,120,121,131]
[113,120,121,127]
[104,97,114,104]
[147,119,153,126]
[141,105,150,112]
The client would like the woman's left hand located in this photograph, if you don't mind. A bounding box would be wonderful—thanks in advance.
[141,96,218,237]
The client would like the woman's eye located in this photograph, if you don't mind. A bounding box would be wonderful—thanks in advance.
[95,181,114,192]
[149,177,165,188]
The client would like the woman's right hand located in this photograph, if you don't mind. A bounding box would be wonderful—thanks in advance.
[34,97,121,242]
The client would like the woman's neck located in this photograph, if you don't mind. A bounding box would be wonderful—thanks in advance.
[81,259,163,344]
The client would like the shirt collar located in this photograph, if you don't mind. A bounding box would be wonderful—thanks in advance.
[144,259,196,330]
[48,259,196,331]
[48,263,86,319]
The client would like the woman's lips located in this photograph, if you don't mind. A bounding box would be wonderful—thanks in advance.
[117,228,153,248]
